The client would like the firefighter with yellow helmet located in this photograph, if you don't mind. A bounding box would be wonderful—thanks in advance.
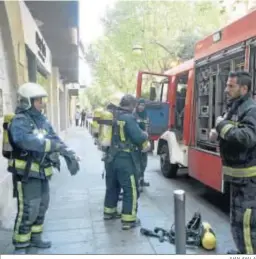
[2,82,80,254]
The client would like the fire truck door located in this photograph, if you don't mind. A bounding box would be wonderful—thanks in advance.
[146,101,169,136]
[146,80,169,137]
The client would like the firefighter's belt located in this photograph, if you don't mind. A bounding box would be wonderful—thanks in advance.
[8,159,53,177]
[114,143,138,152]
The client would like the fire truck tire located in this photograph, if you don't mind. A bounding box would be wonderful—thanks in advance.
[160,144,178,178]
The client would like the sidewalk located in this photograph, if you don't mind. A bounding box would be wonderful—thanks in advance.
[1,127,234,254]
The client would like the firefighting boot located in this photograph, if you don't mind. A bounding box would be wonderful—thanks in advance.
[139,178,143,193]
[141,179,150,187]
[31,235,52,249]
[13,248,27,254]
[104,211,121,220]
[139,178,149,193]
[122,218,141,230]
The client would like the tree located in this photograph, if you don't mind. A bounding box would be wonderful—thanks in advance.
[84,0,227,108]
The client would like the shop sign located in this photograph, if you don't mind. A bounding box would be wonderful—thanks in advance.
[36,32,47,63]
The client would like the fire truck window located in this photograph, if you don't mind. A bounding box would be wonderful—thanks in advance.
[154,82,162,101]
[234,56,245,71]
[175,74,188,134]
[149,86,157,101]
[196,55,246,153]
[218,61,231,114]
[161,83,168,102]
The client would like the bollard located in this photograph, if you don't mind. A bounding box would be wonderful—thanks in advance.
[174,189,186,254]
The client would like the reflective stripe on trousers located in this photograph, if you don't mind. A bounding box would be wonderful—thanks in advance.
[230,181,256,254]
[13,179,50,248]
[121,174,137,222]
[243,209,253,254]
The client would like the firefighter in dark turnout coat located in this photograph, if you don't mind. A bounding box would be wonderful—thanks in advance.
[103,95,148,230]
[6,83,79,254]
[133,98,150,191]
[210,71,256,254]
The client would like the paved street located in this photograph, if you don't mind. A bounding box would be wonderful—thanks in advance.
[1,127,234,254]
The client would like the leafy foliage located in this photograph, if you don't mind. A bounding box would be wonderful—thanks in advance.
[82,0,227,109]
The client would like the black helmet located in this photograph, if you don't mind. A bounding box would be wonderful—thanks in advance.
[119,94,137,108]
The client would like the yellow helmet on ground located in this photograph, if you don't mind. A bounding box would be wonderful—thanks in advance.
[200,222,216,250]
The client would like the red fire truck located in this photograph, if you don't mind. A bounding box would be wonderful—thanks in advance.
[136,10,256,193]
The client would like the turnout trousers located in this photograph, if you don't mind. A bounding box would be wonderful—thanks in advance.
[12,177,50,248]
[104,154,139,222]
[230,178,256,254]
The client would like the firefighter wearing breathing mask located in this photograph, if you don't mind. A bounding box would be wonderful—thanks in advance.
[102,94,150,230]
[4,83,79,254]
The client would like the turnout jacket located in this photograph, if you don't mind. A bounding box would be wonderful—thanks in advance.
[8,107,64,179]
[216,94,256,178]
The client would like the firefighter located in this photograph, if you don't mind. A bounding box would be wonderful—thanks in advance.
[134,98,150,192]
[103,94,148,230]
[209,71,256,254]
[5,83,79,254]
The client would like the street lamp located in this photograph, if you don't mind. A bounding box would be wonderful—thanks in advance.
[132,40,180,69]
[132,40,173,56]
[132,44,144,55]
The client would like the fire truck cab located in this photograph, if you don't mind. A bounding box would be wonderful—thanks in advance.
[136,60,194,178]
[136,9,256,193]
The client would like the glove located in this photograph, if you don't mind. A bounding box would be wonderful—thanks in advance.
[62,149,80,176]
[215,116,224,127]
[209,129,218,142]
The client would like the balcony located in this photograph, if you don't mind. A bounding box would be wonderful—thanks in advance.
[25,0,79,84]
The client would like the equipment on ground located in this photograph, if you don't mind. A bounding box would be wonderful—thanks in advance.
[200,222,216,250]
[140,212,216,251]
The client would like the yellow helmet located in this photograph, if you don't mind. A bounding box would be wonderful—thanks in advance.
[201,222,216,250]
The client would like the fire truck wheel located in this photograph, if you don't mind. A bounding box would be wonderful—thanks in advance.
[160,144,178,178]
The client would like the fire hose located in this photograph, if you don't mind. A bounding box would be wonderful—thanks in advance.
[140,212,216,250]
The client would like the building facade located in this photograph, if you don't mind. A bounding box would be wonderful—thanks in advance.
[0,0,79,227]
[220,0,256,23]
